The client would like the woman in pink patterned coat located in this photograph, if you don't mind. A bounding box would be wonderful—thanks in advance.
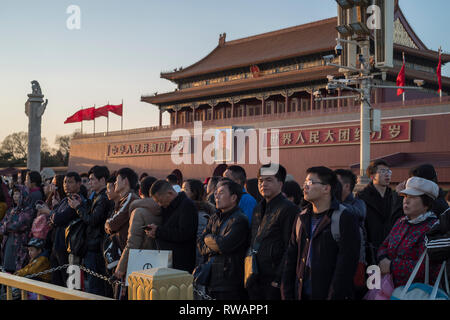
[377,177,441,287]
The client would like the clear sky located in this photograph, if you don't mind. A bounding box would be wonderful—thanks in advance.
[1,0,449,148]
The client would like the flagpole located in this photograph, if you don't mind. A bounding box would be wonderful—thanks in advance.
[402,52,406,104]
[93,104,96,135]
[107,101,110,134]
[121,99,123,131]
[439,47,442,100]
[81,106,83,134]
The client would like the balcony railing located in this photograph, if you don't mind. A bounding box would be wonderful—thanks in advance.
[73,96,450,139]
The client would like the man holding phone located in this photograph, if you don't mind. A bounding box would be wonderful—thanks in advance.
[48,172,87,287]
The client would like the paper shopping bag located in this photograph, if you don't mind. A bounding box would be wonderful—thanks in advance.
[126,249,172,286]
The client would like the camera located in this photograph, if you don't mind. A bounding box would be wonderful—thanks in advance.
[335,43,343,56]
[322,54,335,64]
[326,83,337,94]
[313,90,322,98]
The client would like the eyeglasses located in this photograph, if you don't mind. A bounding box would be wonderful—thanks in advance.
[377,169,392,175]
[303,180,326,187]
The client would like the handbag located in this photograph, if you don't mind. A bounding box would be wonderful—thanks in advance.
[244,246,259,289]
[103,234,122,270]
[125,241,173,286]
[65,218,88,258]
[363,274,395,300]
[193,257,213,286]
[391,250,450,300]
[244,213,272,288]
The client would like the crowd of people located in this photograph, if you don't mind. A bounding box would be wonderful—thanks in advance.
[0,161,448,300]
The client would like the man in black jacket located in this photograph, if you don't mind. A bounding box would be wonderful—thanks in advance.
[69,165,113,296]
[247,163,298,300]
[198,178,249,300]
[46,172,87,287]
[147,180,198,273]
[356,160,403,265]
[281,166,360,300]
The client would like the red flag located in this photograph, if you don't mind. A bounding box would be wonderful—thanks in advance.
[94,105,110,118]
[81,107,95,120]
[437,49,442,93]
[107,104,123,116]
[396,54,406,96]
[64,109,84,124]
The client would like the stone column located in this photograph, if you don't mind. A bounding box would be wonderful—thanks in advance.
[25,81,47,172]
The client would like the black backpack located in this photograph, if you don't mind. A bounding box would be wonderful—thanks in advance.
[65,218,88,258]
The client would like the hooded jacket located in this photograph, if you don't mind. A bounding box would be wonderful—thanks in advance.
[117,197,162,274]
[0,186,34,271]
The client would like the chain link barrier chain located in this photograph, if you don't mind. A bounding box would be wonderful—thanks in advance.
[23,264,124,289]
[7,265,214,300]
[193,284,215,300]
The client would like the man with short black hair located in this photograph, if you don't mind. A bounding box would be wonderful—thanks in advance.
[198,178,249,300]
[166,174,181,193]
[146,180,198,273]
[335,169,367,298]
[247,163,298,300]
[105,168,139,252]
[357,160,402,265]
[281,166,360,300]
[223,165,257,225]
[47,172,88,287]
[68,165,113,295]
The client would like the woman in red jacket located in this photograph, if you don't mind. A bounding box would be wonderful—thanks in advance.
[377,177,441,287]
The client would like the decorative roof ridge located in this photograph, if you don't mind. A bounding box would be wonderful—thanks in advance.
[160,17,337,80]
[224,17,337,46]
[394,3,427,50]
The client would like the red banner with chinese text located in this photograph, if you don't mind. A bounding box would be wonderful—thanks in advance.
[265,120,411,149]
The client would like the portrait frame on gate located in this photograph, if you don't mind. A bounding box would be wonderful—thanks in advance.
[214,126,233,163]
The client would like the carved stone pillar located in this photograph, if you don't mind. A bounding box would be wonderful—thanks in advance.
[25,81,47,172]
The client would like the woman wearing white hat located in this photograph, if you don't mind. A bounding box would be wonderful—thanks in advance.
[377,177,441,288]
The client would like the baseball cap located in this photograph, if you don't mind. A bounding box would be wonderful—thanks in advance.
[400,176,439,200]
[26,238,45,249]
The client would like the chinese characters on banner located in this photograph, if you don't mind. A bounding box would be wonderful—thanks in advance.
[108,140,185,157]
[265,121,411,149]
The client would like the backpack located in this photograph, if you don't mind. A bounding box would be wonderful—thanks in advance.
[103,234,122,270]
[65,218,88,258]
[295,204,347,243]
[295,204,366,286]
[31,214,51,240]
